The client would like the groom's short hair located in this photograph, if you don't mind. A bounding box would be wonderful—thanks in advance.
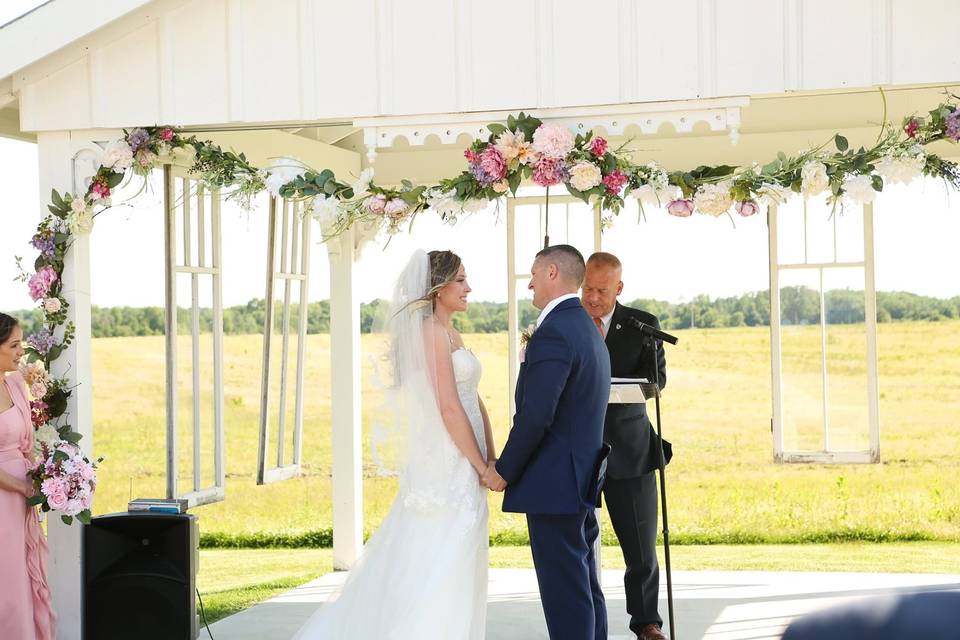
[536,244,586,287]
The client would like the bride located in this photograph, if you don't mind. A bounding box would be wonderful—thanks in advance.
[293,249,495,639]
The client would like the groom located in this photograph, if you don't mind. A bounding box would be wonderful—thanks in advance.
[482,244,612,640]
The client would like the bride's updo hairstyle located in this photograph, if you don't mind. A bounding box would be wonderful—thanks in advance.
[424,250,462,310]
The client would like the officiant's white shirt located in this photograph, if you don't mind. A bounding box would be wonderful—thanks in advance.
[536,293,580,328]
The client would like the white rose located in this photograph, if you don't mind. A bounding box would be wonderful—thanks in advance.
[631,183,680,208]
[842,174,878,204]
[801,161,830,197]
[43,298,62,313]
[568,162,602,192]
[425,188,460,217]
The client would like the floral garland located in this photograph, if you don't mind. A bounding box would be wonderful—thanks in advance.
[17,98,960,520]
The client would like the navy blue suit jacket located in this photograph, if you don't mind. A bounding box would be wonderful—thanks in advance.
[497,297,612,514]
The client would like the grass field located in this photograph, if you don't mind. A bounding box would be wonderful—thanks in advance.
[89,321,960,544]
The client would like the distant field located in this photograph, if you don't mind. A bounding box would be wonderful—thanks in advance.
[90,321,960,543]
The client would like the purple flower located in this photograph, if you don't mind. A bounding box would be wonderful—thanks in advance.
[31,234,56,259]
[27,327,56,355]
[946,110,960,142]
[127,128,150,153]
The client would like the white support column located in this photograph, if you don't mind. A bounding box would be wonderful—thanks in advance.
[328,227,363,570]
[37,131,94,640]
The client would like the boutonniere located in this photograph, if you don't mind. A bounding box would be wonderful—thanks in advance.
[519,323,536,363]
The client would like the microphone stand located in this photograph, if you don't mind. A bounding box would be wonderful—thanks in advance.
[632,319,679,639]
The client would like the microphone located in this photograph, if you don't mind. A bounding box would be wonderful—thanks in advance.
[625,316,679,345]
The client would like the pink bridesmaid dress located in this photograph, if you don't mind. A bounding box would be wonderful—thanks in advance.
[0,371,55,640]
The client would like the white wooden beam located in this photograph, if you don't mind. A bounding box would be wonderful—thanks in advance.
[37,130,95,640]
[327,227,363,569]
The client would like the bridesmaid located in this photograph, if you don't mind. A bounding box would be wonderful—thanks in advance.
[0,312,55,640]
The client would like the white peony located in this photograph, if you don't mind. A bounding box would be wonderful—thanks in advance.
[67,208,94,235]
[842,174,878,204]
[264,158,307,196]
[568,162,602,191]
[801,161,830,197]
[757,182,794,208]
[311,194,341,228]
[351,168,375,197]
[875,154,925,185]
[100,142,134,171]
[693,181,734,217]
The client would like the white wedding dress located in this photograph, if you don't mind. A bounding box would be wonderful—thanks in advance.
[293,346,489,640]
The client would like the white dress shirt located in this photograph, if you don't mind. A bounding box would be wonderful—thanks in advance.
[535,293,580,328]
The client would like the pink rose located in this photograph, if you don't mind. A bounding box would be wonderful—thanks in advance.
[30,381,48,399]
[80,463,95,482]
[43,297,62,313]
[365,194,387,215]
[667,199,695,217]
[384,198,409,219]
[590,137,608,157]
[602,170,628,195]
[160,127,175,142]
[735,200,759,217]
[47,489,69,511]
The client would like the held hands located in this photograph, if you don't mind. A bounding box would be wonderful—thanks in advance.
[480,461,507,492]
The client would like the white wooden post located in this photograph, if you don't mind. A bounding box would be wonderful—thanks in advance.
[327,226,363,570]
[37,130,94,640]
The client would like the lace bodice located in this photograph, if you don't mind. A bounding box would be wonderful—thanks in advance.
[452,348,486,460]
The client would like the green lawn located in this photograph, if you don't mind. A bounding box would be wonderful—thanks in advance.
[92,321,960,544]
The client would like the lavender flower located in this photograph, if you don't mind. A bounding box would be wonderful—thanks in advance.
[946,110,960,142]
[31,235,56,259]
[27,327,56,355]
[127,128,150,153]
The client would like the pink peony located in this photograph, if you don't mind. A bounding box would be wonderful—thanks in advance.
[532,158,569,187]
[602,170,628,195]
[590,137,608,157]
[667,199,695,217]
[479,146,507,182]
[30,381,48,399]
[735,200,759,217]
[365,194,387,215]
[532,123,576,159]
[28,266,58,301]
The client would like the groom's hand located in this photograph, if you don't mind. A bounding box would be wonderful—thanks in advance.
[482,462,507,492]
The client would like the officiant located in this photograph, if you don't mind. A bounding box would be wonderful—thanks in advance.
[582,252,671,640]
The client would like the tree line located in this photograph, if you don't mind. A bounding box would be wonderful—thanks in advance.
[12,288,959,337]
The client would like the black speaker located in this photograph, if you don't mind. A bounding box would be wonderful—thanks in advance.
[84,512,198,640]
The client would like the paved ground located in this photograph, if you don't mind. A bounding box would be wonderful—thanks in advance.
[204,568,960,639]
